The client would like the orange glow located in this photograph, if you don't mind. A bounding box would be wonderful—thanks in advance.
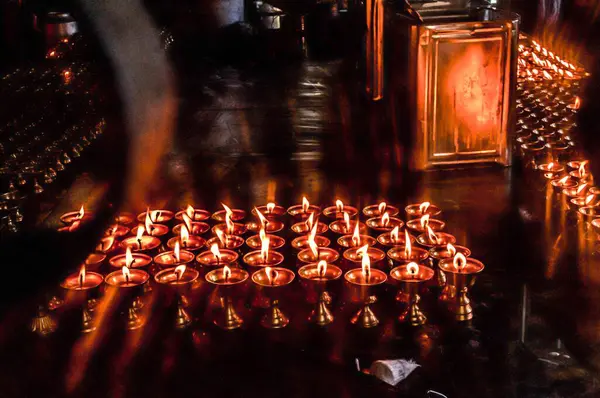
[266,202,276,213]
[261,234,270,263]
[407,262,419,276]
[420,214,430,229]
[180,225,190,246]
[222,203,234,219]
[378,202,386,214]
[381,212,390,227]
[122,266,131,283]
[557,175,570,185]
[427,226,439,244]
[175,264,186,280]
[305,213,315,231]
[419,202,430,214]
[543,70,553,80]
[572,96,581,110]
[225,212,235,235]
[391,226,399,244]
[453,253,467,272]
[577,183,588,195]
[125,247,134,267]
[223,265,231,281]
[182,213,193,235]
[566,70,574,78]
[265,266,278,285]
[210,244,222,262]
[343,212,351,232]
[77,205,85,220]
[255,207,268,228]
[145,212,153,234]
[548,161,555,169]
[336,199,344,213]
[585,194,596,205]
[49,50,56,57]
[317,260,327,277]
[447,243,456,257]
[302,197,310,213]
[186,205,195,219]
[352,222,361,246]
[79,264,86,288]
[174,241,181,262]
[359,245,371,277]
[135,224,145,241]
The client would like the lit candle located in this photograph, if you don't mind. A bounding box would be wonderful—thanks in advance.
[287,196,320,220]
[136,208,174,223]
[154,242,195,268]
[196,244,239,267]
[416,226,456,248]
[205,264,249,286]
[343,244,385,267]
[365,212,404,232]
[175,205,211,222]
[297,234,340,264]
[338,221,376,248]
[247,227,286,250]
[109,247,152,269]
[246,207,284,233]
[322,199,358,219]
[252,202,286,219]
[130,212,169,237]
[405,214,445,233]
[344,252,387,286]
[387,235,429,265]
[205,229,245,250]
[173,213,210,235]
[213,209,247,236]
[298,260,342,282]
[154,264,200,286]
[291,222,331,250]
[291,212,328,234]
[212,203,246,222]
[167,225,206,251]
[243,232,285,267]
[329,212,367,235]
[376,226,414,248]
[60,205,91,225]
[405,201,442,219]
[105,266,149,288]
[363,201,399,218]
[61,264,104,291]
[121,225,161,252]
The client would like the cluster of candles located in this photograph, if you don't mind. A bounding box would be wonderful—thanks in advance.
[51,199,485,333]
[516,36,600,235]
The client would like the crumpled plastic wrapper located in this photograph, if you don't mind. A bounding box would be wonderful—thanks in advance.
[369,359,420,386]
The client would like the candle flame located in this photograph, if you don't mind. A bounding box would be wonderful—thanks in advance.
[343,212,351,232]
[180,225,190,246]
[419,202,430,214]
[585,194,596,205]
[308,235,319,258]
[216,229,226,246]
[579,161,587,178]
[557,175,570,185]
[77,205,85,220]
[381,212,390,227]
[210,244,222,262]
[225,212,235,235]
[79,264,86,287]
[266,202,276,213]
[265,266,278,285]
[186,205,195,219]
[126,247,134,267]
[359,245,370,278]
[352,222,361,246]
[103,235,116,252]
[404,230,412,257]
[261,235,270,263]
[447,243,456,257]
[255,207,268,228]
[336,199,344,213]
[302,197,310,213]
[378,202,386,215]
[577,183,588,195]
[182,213,193,234]
[222,203,233,218]
[453,253,467,272]
[309,220,318,243]
[150,210,161,223]
[305,213,315,231]
[122,266,131,282]
[426,226,439,244]
[223,265,231,281]
[407,262,419,276]
[420,214,430,229]
[573,96,581,110]
[145,211,154,235]
[135,224,145,240]
[175,264,186,280]
[548,161,555,169]
[391,226,399,243]
[174,241,181,262]
[317,260,327,277]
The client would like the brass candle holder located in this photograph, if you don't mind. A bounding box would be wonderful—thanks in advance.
[247,228,286,250]
[329,212,367,236]
[550,175,578,192]
[322,200,358,219]
[136,209,174,223]
[96,235,118,254]
[416,226,456,248]
[338,222,376,248]
[154,242,195,268]
[212,204,246,222]
[154,264,200,329]
[85,252,106,271]
[291,234,330,251]
[298,261,342,326]
[252,267,296,328]
[167,226,206,251]
[132,213,170,237]
[243,234,284,268]
[175,205,211,222]
[537,162,565,179]
[114,212,136,225]
[365,213,404,233]
[109,247,152,269]
[297,238,340,264]
[206,230,245,250]
[428,243,471,301]
[438,253,484,321]
[104,224,130,238]
[212,221,247,236]
[291,213,328,234]
[121,226,161,252]
[287,197,320,220]
[405,201,441,219]
[376,227,414,248]
[363,202,399,218]
[60,265,104,333]
[405,214,445,234]
[60,205,91,225]
[344,254,387,328]
[252,202,286,219]
[246,207,284,233]
[343,244,385,268]
[105,267,150,330]
[569,193,598,211]
[205,265,249,329]
[196,244,239,267]
[173,220,210,236]
[390,262,434,326]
